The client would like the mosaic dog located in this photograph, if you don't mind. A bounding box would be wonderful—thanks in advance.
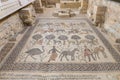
[68,29,79,34]
[92,45,107,60]
[55,29,66,33]
[44,28,54,33]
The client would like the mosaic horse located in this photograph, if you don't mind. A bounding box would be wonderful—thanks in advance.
[59,48,79,61]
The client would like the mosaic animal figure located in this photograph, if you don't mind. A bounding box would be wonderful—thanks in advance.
[79,31,89,34]
[24,46,45,62]
[93,39,99,45]
[79,39,88,45]
[68,30,74,34]
[35,29,46,34]
[72,29,80,33]
[68,29,79,34]
[44,28,54,33]
[80,22,86,27]
[59,48,79,61]
[55,29,66,33]
[68,40,76,45]
[86,39,99,46]
[36,39,43,45]
[92,46,107,60]
[35,28,54,34]
[61,23,69,28]
[81,29,93,33]
[53,40,62,45]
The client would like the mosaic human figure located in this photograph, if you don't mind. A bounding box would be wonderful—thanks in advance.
[83,46,96,62]
[48,46,60,62]
[45,34,55,45]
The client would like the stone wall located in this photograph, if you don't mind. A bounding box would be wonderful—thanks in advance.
[0,12,24,50]
[88,0,120,42]
[19,4,36,26]
[33,0,43,13]
[80,0,88,14]
[0,3,37,50]
[60,2,81,8]
[47,0,60,4]
[41,0,60,7]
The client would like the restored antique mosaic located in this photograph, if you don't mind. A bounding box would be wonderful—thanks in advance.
[15,19,115,63]
[0,18,120,73]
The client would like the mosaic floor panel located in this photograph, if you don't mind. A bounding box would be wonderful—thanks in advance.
[15,19,115,63]
[0,18,120,80]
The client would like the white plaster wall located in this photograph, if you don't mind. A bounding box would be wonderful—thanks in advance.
[0,0,20,19]
[0,0,35,19]
[19,0,29,6]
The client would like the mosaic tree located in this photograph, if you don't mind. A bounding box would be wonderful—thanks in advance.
[32,34,42,41]
[85,35,95,45]
[85,34,95,39]
[71,35,81,45]
[58,35,68,45]
[32,34,43,45]
[45,34,55,45]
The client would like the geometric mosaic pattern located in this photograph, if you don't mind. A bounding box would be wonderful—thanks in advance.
[0,43,15,63]
[0,18,120,72]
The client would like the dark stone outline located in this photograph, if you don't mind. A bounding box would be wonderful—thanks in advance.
[0,18,120,72]
[0,43,15,63]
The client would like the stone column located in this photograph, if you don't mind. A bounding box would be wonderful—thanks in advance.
[93,5,107,27]
[33,0,43,13]
[19,4,36,26]
[80,0,89,14]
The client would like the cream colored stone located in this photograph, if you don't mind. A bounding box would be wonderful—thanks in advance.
[33,0,44,13]
[60,2,81,8]
[80,0,88,14]
[19,5,36,26]
[93,5,107,26]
